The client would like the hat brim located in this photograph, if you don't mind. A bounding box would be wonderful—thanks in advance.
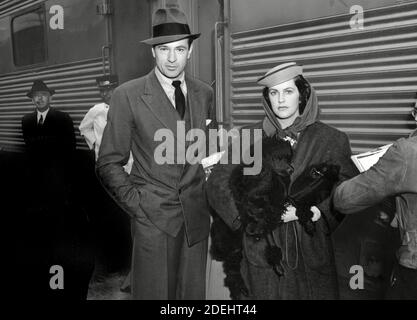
[26,89,55,99]
[257,65,303,87]
[141,33,200,46]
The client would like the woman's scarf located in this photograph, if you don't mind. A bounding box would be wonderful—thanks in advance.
[262,86,320,145]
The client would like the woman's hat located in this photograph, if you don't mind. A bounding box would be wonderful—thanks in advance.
[141,7,200,46]
[26,80,55,98]
[96,74,119,88]
[257,62,303,87]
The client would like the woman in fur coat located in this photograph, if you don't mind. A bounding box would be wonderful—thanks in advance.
[206,62,358,300]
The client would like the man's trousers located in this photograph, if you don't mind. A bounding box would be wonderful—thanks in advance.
[131,214,208,300]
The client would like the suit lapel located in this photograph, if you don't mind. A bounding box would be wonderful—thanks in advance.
[25,111,38,134]
[29,111,37,127]
[30,107,54,129]
[140,70,180,137]
[186,76,205,131]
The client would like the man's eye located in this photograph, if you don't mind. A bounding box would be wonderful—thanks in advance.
[176,48,185,53]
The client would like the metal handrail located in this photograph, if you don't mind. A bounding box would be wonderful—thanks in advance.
[214,21,226,125]
[101,45,111,75]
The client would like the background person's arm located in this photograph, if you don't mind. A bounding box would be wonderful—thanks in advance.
[315,131,358,231]
[333,139,415,214]
[79,106,97,150]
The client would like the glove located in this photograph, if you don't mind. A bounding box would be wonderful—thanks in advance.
[281,205,321,222]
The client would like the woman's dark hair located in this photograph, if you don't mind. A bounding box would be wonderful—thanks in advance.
[263,75,311,115]
[152,38,194,49]
[294,75,311,114]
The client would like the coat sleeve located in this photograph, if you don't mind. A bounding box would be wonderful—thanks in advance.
[316,131,358,232]
[21,117,29,147]
[333,138,417,214]
[21,115,38,151]
[206,157,242,231]
[206,124,264,231]
[205,129,250,231]
[61,112,76,154]
[96,87,140,218]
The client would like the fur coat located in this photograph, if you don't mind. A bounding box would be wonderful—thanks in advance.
[206,87,358,300]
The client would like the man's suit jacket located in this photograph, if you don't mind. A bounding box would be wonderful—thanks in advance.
[21,108,76,209]
[97,69,215,246]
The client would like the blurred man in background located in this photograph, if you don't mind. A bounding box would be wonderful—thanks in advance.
[21,79,93,299]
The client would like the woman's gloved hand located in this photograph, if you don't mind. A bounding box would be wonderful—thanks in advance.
[281,205,321,222]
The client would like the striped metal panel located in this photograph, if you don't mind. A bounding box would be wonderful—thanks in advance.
[0,0,45,18]
[229,2,417,153]
[0,58,108,152]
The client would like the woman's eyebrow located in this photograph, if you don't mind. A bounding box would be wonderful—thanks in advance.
[269,86,295,92]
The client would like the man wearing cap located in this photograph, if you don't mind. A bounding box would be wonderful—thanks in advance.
[97,8,215,299]
[79,75,133,172]
[79,74,132,281]
[79,75,118,160]
[21,80,93,299]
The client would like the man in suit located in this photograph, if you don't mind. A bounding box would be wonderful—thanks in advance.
[21,80,93,299]
[97,8,215,299]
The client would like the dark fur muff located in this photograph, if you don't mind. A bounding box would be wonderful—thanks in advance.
[231,136,293,237]
[209,135,340,299]
[210,136,292,299]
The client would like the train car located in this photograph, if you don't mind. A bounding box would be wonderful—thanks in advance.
[1,0,416,300]
[1,0,415,153]
[218,0,417,154]
[0,0,153,152]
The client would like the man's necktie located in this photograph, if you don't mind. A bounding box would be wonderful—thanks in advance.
[38,115,44,126]
[172,80,185,119]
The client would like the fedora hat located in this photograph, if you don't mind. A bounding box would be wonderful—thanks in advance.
[141,7,200,46]
[26,79,55,98]
[96,74,119,88]
[257,62,303,87]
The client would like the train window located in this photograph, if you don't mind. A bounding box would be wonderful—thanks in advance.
[12,8,46,66]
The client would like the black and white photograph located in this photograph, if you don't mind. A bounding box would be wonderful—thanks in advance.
[1,0,416,305]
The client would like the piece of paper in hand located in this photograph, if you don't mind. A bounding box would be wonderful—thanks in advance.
[351,144,392,173]
[201,151,225,169]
